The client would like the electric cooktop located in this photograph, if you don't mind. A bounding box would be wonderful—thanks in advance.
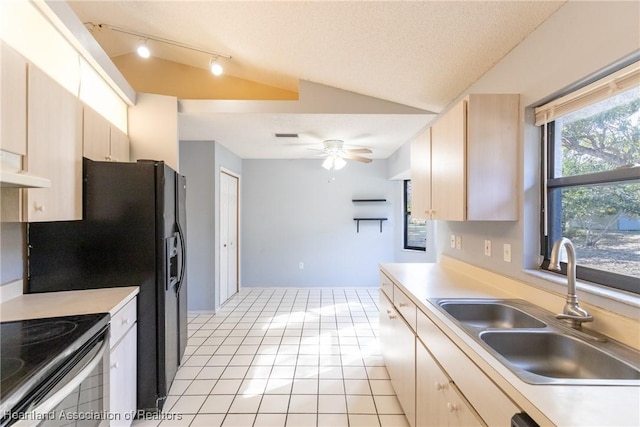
[0,313,110,416]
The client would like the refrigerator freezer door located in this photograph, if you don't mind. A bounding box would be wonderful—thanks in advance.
[177,174,188,364]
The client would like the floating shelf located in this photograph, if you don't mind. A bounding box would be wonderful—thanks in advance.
[352,199,387,203]
[353,218,388,233]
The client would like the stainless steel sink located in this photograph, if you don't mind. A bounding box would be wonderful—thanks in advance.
[438,300,546,329]
[480,330,640,383]
[429,298,640,385]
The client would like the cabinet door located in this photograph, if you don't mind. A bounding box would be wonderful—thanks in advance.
[410,127,432,220]
[25,66,82,221]
[466,94,519,220]
[1,42,27,155]
[110,125,130,162]
[417,340,484,427]
[110,324,137,427]
[381,292,416,427]
[417,339,448,427]
[445,384,485,427]
[83,105,110,161]
[431,100,466,221]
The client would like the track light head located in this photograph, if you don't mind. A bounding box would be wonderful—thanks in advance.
[210,57,223,76]
[136,39,150,58]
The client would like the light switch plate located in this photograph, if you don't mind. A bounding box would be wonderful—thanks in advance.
[503,244,512,263]
[450,235,456,248]
[484,240,491,257]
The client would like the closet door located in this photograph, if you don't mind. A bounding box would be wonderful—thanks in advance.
[220,170,239,305]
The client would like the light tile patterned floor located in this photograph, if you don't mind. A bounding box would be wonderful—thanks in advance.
[132,288,408,427]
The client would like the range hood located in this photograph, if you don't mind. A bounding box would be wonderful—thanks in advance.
[0,150,50,188]
[1,170,50,188]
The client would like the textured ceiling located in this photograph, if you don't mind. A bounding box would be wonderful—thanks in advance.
[68,1,566,159]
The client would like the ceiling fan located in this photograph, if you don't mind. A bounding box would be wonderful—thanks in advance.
[313,140,372,170]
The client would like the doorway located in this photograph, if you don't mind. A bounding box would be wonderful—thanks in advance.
[219,169,239,306]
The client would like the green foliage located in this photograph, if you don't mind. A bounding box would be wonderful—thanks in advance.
[558,91,640,247]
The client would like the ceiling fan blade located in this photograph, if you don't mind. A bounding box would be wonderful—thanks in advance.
[346,148,372,154]
[343,153,372,163]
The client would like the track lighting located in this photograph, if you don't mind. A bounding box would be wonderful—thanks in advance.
[136,39,150,58]
[95,23,232,75]
[210,57,223,76]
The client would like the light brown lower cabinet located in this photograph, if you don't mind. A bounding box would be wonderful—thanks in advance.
[380,272,521,427]
[380,291,416,427]
[417,339,484,427]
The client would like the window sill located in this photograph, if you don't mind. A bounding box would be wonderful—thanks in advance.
[523,268,640,318]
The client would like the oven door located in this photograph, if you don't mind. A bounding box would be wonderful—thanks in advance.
[10,329,109,427]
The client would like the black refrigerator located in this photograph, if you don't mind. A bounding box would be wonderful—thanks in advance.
[26,158,188,412]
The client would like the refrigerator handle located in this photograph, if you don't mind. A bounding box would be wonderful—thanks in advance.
[176,221,186,295]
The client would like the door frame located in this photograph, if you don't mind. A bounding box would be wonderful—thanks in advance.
[219,167,240,306]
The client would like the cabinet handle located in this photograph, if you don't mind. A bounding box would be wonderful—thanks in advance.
[121,318,130,325]
[105,155,112,161]
[388,314,397,320]
[435,382,448,391]
[34,204,45,212]
[111,362,120,370]
[447,402,459,413]
[399,302,408,307]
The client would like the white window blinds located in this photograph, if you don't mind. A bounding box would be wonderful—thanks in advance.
[534,61,640,126]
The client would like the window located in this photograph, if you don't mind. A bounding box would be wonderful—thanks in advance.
[404,180,427,251]
[538,63,640,294]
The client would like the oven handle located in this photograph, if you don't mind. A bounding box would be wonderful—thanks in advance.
[12,339,108,427]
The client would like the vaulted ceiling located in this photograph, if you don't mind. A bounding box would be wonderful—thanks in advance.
[69,1,566,159]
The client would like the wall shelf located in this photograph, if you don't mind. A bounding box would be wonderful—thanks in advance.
[353,218,387,233]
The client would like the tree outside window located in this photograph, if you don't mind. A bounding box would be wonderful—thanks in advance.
[404,180,427,251]
[545,87,639,292]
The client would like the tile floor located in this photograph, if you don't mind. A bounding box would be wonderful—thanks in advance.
[132,288,408,427]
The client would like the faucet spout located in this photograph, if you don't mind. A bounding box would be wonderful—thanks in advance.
[549,237,593,329]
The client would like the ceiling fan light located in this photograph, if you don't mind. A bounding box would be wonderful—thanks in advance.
[136,40,150,58]
[334,156,347,170]
[210,58,223,76]
[322,156,334,170]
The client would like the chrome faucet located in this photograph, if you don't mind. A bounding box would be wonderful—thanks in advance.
[549,237,593,329]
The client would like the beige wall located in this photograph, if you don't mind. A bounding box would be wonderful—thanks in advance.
[113,54,298,100]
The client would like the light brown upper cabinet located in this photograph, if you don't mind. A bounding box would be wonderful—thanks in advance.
[83,106,130,162]
[410,127,432,220]
[430,94,519,221]
[1,42,27,156]
[25,65,82,221]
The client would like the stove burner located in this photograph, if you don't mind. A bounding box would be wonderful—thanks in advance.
[0,357,25,382]
[3,320,77,347]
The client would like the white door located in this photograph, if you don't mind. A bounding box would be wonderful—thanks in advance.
[220,171,239,305]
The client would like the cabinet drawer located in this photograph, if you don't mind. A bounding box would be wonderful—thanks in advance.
[393,286,416,333]
[110,297,137,349]
[380,272,394,301]
[417,308,519,427]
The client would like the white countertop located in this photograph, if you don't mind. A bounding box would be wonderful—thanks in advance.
[0,287,139,321]
[380,259,640,427]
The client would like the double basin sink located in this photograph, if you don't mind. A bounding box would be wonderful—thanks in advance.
[429,298,640,385]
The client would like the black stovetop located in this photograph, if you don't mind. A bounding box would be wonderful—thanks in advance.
[0,313,109,415]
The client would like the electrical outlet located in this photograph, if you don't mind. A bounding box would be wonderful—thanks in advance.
[484,240,491,257]
[503,244,512,263]
[299,262,304,269]
[450,235,456,248]
[455,235,462,250]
